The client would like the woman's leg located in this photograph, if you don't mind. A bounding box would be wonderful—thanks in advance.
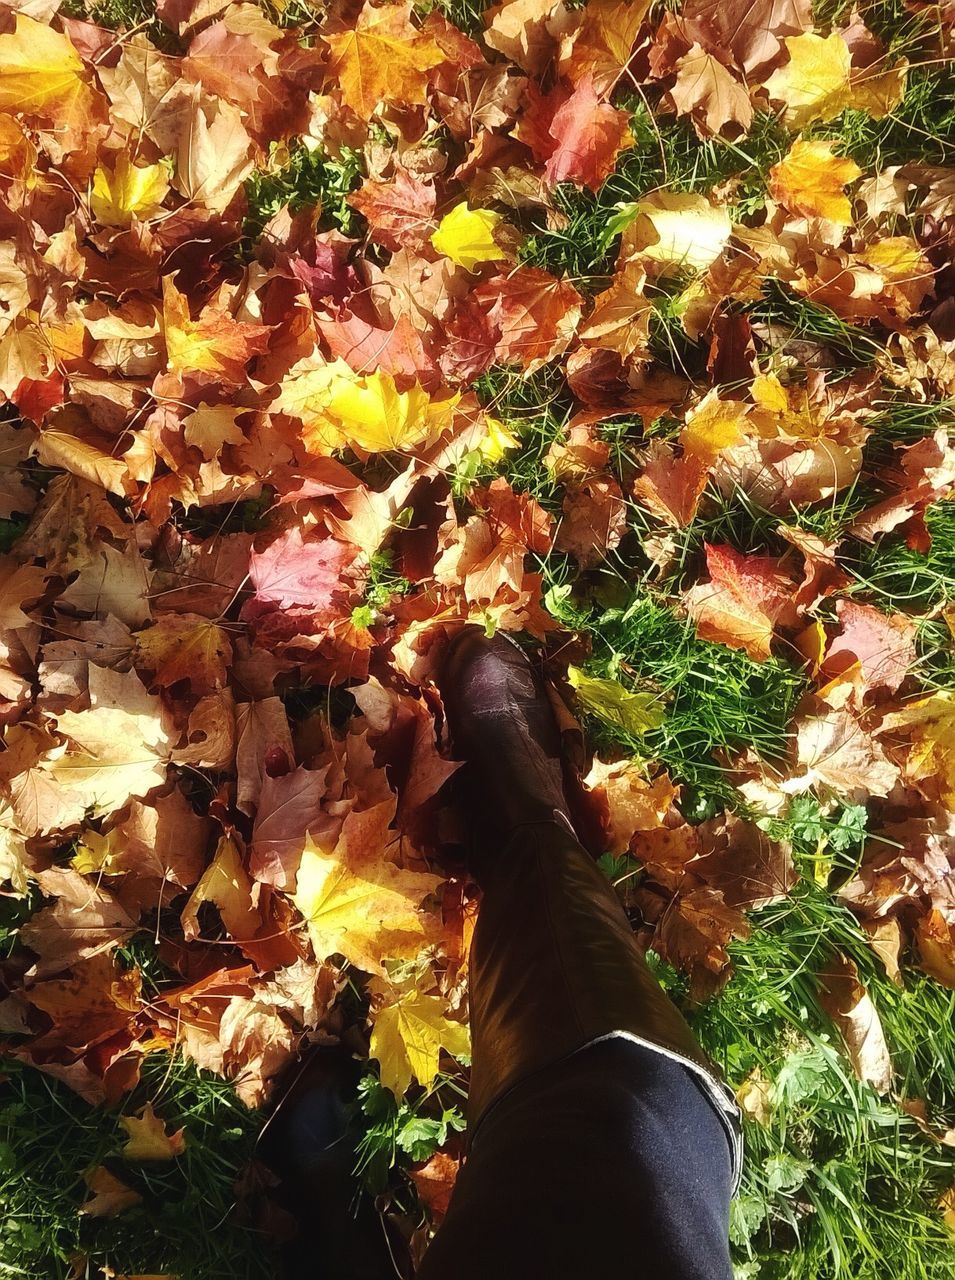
[418,632,741,1279]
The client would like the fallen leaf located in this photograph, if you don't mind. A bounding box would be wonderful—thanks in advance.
[369,975,470,1096]
[119,1102,186,1161]
[568,667,665,736]
[292,803,442,976]
[684,544,796,661]
[769,139,862,223]
[670,45,753,139]
[431,202,505,270]
[324,3,445,117]
[80,1166,142,1218]
[819,952,893,1093]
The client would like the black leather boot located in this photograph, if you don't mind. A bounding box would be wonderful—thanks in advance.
[256,1049,411,1280]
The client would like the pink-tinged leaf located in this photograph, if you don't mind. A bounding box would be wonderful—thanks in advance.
[545,74,632,189]
[824,600,917,694]
[246,527,357,613]
[348,169,437,252]
[317,309,437,382]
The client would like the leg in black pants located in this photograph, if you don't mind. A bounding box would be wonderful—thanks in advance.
[418,822,738,1280]
[420,632,741,1279]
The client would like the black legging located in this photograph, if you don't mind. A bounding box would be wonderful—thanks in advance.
[418,821,738,1280]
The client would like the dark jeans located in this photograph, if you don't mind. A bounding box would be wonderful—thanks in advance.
[417,823,738,1280]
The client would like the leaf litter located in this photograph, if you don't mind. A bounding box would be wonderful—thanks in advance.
[0,0,953,1270]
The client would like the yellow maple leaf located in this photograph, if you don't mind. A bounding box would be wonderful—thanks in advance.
[881,691,955,806]
[0,15,85,118]
[182,403,246,459]
[119,1102,186,1161]
[567,667,665,736]
[769,139,861,224]
[91,154,170,228]
[292,808,442,977]
[162,276,267,385]
[369,975,470,1096]
[324,9,444,118]
[276,360,460,456]
[430,203,505,271]
[478,416,521,463]
[181,837,260,942]
[765,32,853,128]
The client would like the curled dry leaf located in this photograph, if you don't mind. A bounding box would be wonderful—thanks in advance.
[818,952,893,1094]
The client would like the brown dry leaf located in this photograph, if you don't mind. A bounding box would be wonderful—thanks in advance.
[818,952,893,1093]
[410,1150,461,1223]
[80,1166,142,1218]
[790,707,900,800]
[670,45,753,138]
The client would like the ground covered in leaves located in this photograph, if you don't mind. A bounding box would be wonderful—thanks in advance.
[0,0,954,1275]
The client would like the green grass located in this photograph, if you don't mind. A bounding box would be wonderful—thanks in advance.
[0,1055,270,1280]
[685,882,955,1280]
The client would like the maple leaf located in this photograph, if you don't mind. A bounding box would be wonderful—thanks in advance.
[765,31,905,128]
[669,45,753,139]
[0,559,48,631]
[619,192,732,273]
[764,31,853,127]
[410,1150,460,1223]
[555,475,627,567]
[881,692,955,806]
[349,169,437,253]
[368,974,470,1096]
[172,92,255,210]
[543,74,632,190]
[46,668,171,818]
[91,155,170,228]
[323,2,445,117]
[275,361,460,456]
[682,0,812,77]
[789,707,900,800]
[246,527,357,614]
[484,0,567,73]
[472,267,583,371]
[182,404,247,459]
[119,1102,187,1161]
[584,759,675,854]
[634,391,750,526]
[0,16,87,121]
[684,544,796,661]
[162,276,270,386]
[292,803,442,976]
[769,139,862,223]
[818,952,893,1093]
[558,0,651,93]
[80,1166,142,1218]
[568,667,664,736]
[431,202,505,270]
[135,614,233,695]
[824,600,916,694]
